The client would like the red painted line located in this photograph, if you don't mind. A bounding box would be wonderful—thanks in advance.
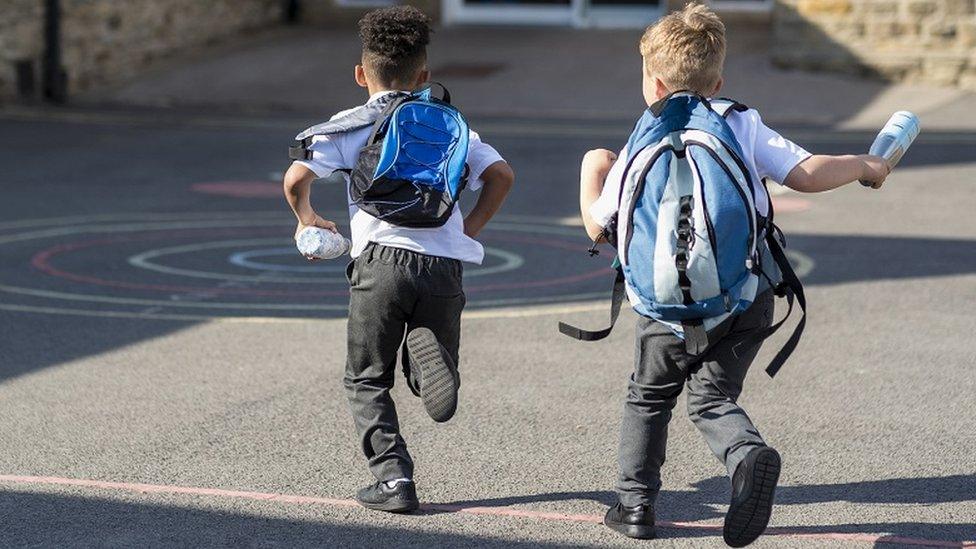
[0,474,972,547]
[770,196,811,213]
[29,229,609,297]
[191,181,283,198]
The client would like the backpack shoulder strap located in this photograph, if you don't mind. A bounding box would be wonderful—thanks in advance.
[364,93,412,146]
[559,262,626,341]
[288,93,408,161]
[711,97,750,118]
[734,224,807,377]
[415,81,452,104]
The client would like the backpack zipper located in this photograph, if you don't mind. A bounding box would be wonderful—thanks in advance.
[687,151,719,260]
[622,145,676,265]
[684,141,756,263]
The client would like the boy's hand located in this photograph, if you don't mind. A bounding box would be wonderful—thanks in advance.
[581,149,618,189]
[580,148,618,242]
[295,214,338,261]
[295,214,338,239]
[860,154,891,189]
[463,161,515,238]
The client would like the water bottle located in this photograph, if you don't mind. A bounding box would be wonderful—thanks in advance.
[296,227,351,260]
[860,111,920,187]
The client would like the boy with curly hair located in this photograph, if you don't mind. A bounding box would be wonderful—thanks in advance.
[282,6,514,513]
[578,3,888,545]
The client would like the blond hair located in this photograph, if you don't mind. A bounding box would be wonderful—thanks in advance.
[639,2,726,94]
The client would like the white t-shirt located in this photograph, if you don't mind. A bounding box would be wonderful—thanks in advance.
[589,105,812,324]
[295,91,505,264]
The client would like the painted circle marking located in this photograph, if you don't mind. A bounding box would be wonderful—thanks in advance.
[227,247,347,274]
[0,213,612,319]
[128,239,525,283]
[0,212,817,321]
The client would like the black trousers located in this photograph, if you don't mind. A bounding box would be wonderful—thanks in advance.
[616,290,775,507]
[344,243,465,481]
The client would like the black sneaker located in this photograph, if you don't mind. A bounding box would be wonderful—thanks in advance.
[604,502,656,539]
[406,327,459,423]
[355,480,419,513]
[723,446,781,547]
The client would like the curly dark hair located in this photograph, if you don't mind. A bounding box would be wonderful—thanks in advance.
[358,6,431,87]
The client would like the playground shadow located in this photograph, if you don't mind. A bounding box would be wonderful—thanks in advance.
[788,234,976,287]
[0,489,580,548]
[442,474,976,545]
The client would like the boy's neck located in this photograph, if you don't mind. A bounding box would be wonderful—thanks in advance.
[367,85,399,96]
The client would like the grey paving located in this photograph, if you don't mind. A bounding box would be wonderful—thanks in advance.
[1,23,975,549]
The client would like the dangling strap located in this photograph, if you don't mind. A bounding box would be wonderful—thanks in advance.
[559,265,626,341]
[289,137,313,161]
[735,225,807,377]
[682,319,709,355]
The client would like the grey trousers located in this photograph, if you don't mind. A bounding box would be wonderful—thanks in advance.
[344,243,465,482]
[616,290,775,507]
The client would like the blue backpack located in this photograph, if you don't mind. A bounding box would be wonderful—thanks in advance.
[290,83,469,228]
[560,92,806,377]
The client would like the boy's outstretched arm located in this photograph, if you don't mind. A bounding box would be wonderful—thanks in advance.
[463,160,515,238]
[283,163,338,241]
[580,149,617,241]
[785,154,890,192]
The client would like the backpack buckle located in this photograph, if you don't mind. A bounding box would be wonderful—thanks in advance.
[773,282,788,298]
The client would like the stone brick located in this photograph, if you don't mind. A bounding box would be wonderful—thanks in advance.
[773,0,976,89]
[0,0,280,100]
[796,0,854,16]
[922,55,968,84]
[958,21,976,48]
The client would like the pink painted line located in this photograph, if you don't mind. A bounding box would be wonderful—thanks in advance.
[30,229,608,297]
[770,196,812,213]
[0,474,972,548]
[0,474,359,508]
[191,181,283,198]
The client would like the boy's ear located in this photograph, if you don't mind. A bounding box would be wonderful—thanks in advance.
[416,69,430,89]
[354,65,368,89]
[711,77,724,96]
[654,77,671,100]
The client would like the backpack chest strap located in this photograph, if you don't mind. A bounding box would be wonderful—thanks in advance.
[288,92,408,161]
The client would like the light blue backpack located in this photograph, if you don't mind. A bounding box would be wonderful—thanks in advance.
[560,92,805,377]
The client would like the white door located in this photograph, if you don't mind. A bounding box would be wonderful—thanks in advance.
[442,0,771,28]
[442,0,660,27]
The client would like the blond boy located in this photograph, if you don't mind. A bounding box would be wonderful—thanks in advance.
[578,4,888,545]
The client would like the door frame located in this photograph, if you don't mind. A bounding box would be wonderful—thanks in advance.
[441,0,772,28]
[441,0,588,26]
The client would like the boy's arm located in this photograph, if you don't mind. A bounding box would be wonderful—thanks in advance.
[283,162,338,241]
[463,160,515,238]
[784,154,890,193]
[580,149,618,241]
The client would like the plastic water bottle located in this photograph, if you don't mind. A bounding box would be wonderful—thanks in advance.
[296,227,351,260]
[860,111,920,187]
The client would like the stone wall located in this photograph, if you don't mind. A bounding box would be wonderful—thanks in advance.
[0,0,282,101]
[772,0,976,89]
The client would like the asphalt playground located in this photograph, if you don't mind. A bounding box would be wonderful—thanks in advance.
[1,27,976,548]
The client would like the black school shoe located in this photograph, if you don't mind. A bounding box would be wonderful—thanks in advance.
[406,327,459,423]
[723,446,782,547]
[355,481,420,513]
[604,502,656,539]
